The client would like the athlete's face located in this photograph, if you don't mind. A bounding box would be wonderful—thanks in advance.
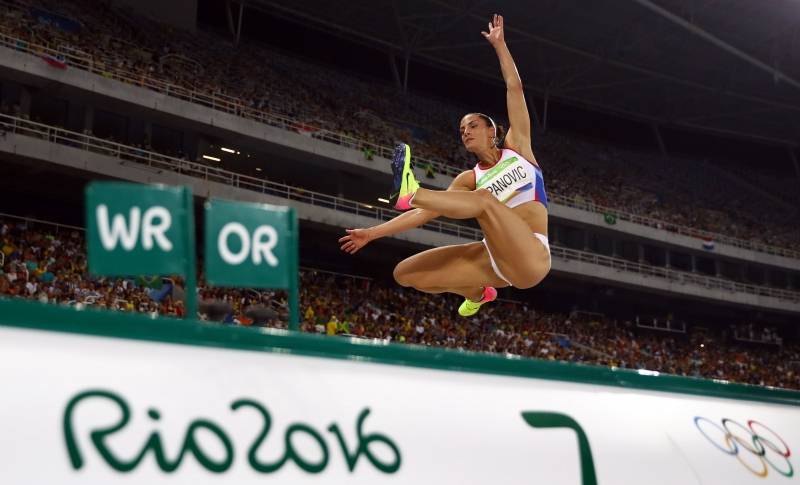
[460,114,494,153]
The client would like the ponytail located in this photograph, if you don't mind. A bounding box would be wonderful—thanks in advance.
[494,124,506,148]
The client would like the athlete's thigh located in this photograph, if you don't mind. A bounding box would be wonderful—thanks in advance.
[393,242,507,289]
[477,202,549,286]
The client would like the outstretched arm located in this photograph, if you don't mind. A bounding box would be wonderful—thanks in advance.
[339,171,474,254]
[482,14,536,163]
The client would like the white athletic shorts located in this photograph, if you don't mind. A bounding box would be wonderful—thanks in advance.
[482,232,550,285]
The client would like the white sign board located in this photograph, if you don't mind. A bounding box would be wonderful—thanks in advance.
[1,325,798,485]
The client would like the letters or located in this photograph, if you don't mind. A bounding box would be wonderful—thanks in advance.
[217,223,279,266]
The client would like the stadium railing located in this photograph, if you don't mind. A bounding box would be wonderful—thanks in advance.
[2,114,799,304]
[550,246,799,302]
[0,212,82,233]
[0,113,481,241]
[1,30,798,261]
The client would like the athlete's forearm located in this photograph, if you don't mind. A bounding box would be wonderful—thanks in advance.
[494,42,522,91]
[369,208,440,239]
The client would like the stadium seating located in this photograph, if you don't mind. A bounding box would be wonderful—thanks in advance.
[1,0,799,254]
[1,215,798,390]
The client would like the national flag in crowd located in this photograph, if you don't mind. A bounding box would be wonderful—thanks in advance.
[136,275,163,289]
[294,122,319,136]
[702,238,715,251]
[603,212,617,225]
[41,53,67,69]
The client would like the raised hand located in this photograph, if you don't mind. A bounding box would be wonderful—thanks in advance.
[481,13,505,47]
[338,228,373,254]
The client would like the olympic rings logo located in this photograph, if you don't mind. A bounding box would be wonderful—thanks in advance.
[694,417,793,478]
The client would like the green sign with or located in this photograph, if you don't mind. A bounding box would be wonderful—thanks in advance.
[204,199,299,328]
[85,182,198,319]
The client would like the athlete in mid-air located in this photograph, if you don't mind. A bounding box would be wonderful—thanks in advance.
[340,14,550,316]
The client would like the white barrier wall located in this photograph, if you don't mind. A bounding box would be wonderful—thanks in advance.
[1,299,799,485]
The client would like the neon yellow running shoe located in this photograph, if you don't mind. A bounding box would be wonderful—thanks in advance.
[389,143,420,211]
[458,287,498,317]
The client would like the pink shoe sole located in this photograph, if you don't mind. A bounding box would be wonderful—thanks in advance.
[394,193,414,211]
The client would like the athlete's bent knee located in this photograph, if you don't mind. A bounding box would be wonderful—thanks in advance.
[393,261,413,287]
[475,188,503,214]
[475,188,493,206]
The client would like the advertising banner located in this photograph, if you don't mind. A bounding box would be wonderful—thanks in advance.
[0,305,798,485]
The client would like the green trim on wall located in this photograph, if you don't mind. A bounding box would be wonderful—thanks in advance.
[1,298,798,406]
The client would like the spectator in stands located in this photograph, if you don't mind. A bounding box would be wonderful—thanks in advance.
[3,0,797,252]
[2,2,800,388]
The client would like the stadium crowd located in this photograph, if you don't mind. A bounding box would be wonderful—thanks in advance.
[2,216,798,390]
[1,0,799,253]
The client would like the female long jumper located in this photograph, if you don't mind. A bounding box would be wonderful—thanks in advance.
[340,14,551,316]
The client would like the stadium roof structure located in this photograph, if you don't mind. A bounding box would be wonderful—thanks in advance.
[244,0,800,146]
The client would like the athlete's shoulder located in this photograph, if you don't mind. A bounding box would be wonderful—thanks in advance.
[449,169,476,191]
